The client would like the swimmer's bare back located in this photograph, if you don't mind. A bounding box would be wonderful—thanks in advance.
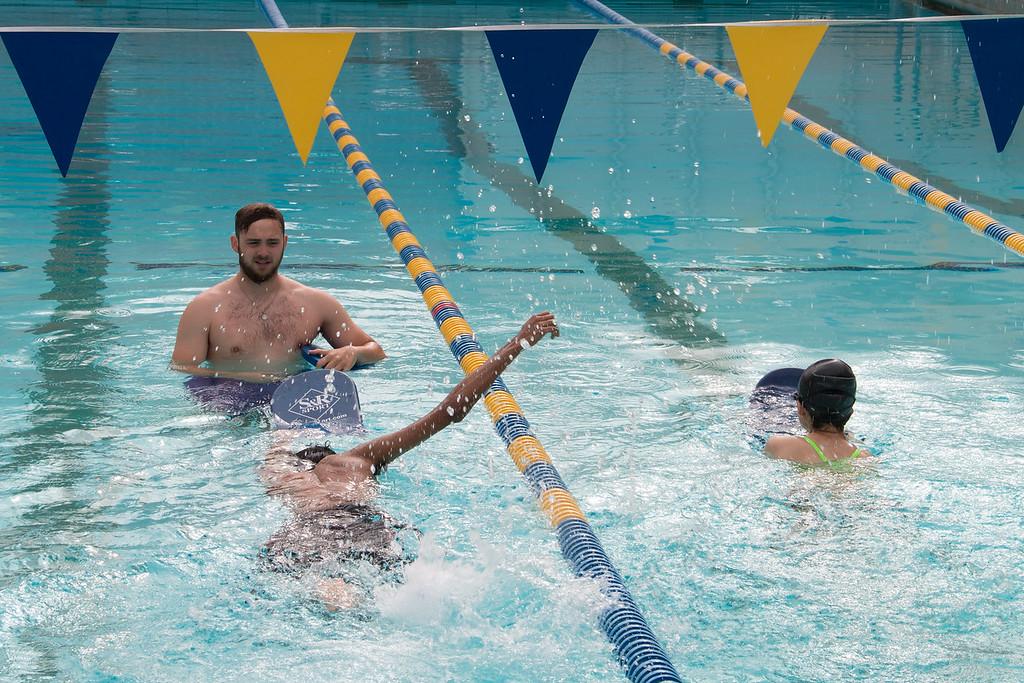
[261,311,559,511]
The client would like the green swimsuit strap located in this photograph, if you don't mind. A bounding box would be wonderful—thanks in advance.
[802,436,862,466]
[801,435,830,464]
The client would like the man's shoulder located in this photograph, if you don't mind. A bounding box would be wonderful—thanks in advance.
[185,278,234,309]
[285,278,338,305]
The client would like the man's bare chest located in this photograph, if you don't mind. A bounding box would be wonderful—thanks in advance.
[208,295,319,351]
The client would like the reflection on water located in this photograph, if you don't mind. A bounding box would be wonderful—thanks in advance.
[1,74,114,677]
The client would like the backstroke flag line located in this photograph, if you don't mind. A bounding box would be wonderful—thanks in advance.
[0,31,118,176]
[486,28,598,183]
[960,18,1024,153]
[248,31,355,164]
[725,23,828,147]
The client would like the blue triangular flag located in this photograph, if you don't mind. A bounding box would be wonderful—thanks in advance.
[486,29,597,183]
[961,18,1024,153]
[1,32,118,176]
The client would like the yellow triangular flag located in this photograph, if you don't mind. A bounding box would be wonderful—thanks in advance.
[248,31,355,163]
[725,23,828,147]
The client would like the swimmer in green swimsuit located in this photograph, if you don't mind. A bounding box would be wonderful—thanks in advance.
[764,358,871,470]
[260,312,560,607]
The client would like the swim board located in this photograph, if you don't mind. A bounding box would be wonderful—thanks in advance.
[270,369,362,432]
[748,367,802,446]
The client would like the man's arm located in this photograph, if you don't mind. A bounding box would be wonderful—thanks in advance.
[310,291,386,371]
[316,312,559,478]
[170,297,211,374]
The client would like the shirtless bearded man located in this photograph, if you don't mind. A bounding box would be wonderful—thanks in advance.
[171,203,385,382]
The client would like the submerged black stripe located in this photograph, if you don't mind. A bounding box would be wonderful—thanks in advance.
[679,261,1023,273]
[133,262,584,274]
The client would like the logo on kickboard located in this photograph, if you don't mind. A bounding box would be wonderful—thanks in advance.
[287,388,342,422]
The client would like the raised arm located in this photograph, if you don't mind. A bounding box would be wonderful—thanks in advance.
[317,312,559,477]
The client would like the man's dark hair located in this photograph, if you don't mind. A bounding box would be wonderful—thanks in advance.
[235,203,285,237]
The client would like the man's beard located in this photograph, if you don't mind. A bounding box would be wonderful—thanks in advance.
[239,255,280,284]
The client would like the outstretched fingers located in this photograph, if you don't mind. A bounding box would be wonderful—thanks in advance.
[519,311,560,346]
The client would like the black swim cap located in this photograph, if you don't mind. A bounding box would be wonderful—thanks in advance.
[797,359,856,419]
[295,445,336,464]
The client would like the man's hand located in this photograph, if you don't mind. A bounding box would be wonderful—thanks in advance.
[516,311,559,347]
[308,346,359,371]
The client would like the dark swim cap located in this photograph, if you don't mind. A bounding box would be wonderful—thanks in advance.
[295,445,336,464]
[797,359,856,419]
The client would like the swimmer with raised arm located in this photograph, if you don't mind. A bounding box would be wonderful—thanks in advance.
[765,359,871,470]
[259,312,559,605]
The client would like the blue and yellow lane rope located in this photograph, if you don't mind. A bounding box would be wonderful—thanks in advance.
[256,1,681,680]
[325,100,683,683]
[576,0,1024,258]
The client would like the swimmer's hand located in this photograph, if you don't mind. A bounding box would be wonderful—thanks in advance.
[515,311,559,347]
[308,346,359,372]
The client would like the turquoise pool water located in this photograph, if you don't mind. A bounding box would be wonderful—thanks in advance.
[2,0,1023,680]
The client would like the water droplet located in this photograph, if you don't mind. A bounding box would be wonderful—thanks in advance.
[607,167,615,175]
[489,205,497,213]
[590,243,598,252]
[463,114,471,122]
[456,251,464,261]
[591,207,601,219]
[623,211,632,219]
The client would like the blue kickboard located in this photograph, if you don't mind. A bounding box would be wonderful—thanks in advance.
[270,369,363,432]
[748,367,802,445]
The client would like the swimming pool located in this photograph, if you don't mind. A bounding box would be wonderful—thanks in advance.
[2,0,1023,679]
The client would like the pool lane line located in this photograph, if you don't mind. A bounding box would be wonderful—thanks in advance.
[123,259,1024,272]
[325,107,683,683]
[256,1,683,680]
[131,262,585,274]
[574,0,1024,260]
[680,261,1024,273]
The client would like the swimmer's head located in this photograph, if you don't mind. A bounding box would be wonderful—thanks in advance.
[796,359,857,430]
[295,445,336,465]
